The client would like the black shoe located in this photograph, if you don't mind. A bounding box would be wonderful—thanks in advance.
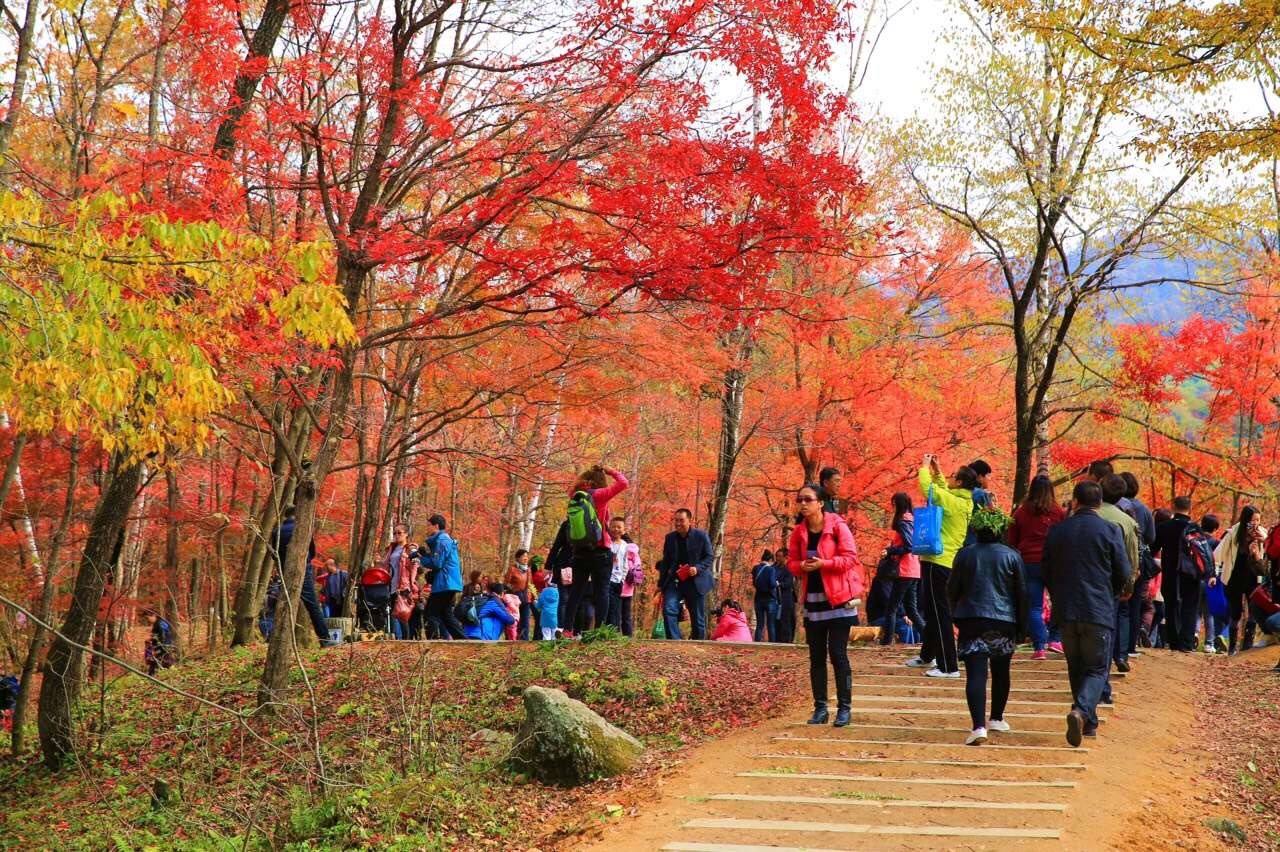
[833,707,851,727]
[1083,727,1098,739]
[807,706,830,725]
[1100,695,1114,706]
[1066,709,1085,748]
[1115,659,1131,673]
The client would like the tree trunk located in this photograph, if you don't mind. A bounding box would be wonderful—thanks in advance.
[258,261,362,709]
[708,330,752,581]
[37,455,143,768]
[211,0,291,158]
[163,469,183,663]
[11,437,78,756]
[0,0,40,164]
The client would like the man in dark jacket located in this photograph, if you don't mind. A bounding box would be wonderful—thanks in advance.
[1152,496,1198,652]
[1043,481,1130,747]
[272,506,334,647]
[1118,472,1156,656]
[751,550,780,642]
[774,549,797,643]
[658,509,715,639]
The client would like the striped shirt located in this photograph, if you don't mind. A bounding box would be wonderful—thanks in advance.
[803,528,858,622]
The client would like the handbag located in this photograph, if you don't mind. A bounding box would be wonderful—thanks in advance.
[1206,580,1229,621]
[911,486,944,557]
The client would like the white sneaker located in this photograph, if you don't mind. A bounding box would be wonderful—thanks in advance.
[987,719,1011,733]
[1204,645,1217,655]
[1129,650,1143,657]
[904,657,932,668]
[966,727,987,746]
[925,667,961,679]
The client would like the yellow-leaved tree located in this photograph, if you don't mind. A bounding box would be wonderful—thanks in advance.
[0,189,354,767]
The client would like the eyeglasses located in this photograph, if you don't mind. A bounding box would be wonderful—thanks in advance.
[795,496,819,504]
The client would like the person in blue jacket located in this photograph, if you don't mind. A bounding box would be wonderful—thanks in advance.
[422,514,467,639]
[463,583,517,640]
[536,582,561,639]
[657,509,715,639]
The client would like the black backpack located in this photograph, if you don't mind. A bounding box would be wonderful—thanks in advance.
[1179,524,1216,580]
[457,594,481,626]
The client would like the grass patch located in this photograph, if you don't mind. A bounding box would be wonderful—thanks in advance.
[1204,817,1247,843]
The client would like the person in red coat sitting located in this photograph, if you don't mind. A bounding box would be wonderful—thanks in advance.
[788,483,865,728]
[712,600,754,642]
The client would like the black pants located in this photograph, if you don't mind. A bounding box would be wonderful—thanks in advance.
[564,548,612,633]
[880,578,924,646]
[1062,621,1111,730]
[425,591,466,639]
[516,589,531,640]
[806,617,854,711]
[1111,596,1130,665]
[1125,580,1145,654]
[777,594,797,643]
[1162,573,1201,651]
[605,585,634,637]
[962,652,1011,730]
[1228,573,1259,652]
[919,562,957,672]
[360,590,391,634]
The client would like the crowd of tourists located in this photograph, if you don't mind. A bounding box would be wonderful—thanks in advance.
[130,456,1280,751]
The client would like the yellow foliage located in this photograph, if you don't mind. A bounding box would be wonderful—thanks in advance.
[0,190,356,461]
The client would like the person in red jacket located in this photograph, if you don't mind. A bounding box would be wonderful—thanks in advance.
[788,483,865,727]
[1008,475,1066,659]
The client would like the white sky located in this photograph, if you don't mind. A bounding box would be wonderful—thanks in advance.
[843,0,950,124]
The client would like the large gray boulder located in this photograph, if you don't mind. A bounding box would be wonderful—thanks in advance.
[511,685,643,786]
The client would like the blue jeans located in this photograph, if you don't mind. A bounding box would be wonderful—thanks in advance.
[754,597,780,642]
[1023,562,1060,649]
[880,578,923,646]
[663,583,707,639]
[1263,611,1280,635]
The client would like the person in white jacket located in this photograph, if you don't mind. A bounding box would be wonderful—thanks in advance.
[1214,505,1268,654]
[607,517,642,636]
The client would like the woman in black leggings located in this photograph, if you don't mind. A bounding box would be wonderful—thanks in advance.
[947,507,1026,746]
[787,484,865,727]
[1216,505,1266,655]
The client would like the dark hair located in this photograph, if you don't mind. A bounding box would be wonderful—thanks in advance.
[968,459,992,477]
[1073,481,1103,508]
[1173,496,1192,513]
[1101,474,1127,505]
[1201,514,1220,534]
[576,465,608,490]
[761,549,774,562]
[717,599,743,615]
[611,515,626,524]
[428,513,447,530]
[953,466,979,490]
[798,483,822,501]
[890,492,912,529]
[514,549,528,559]
[1154,508,1173,525]
[283,505,297,519]
[1087,459,1114,481]
[1024,475,1056,514]
[819,466,840,485]
[1238,505,1258,546]
[675,508,693,519]
[1120,472,1140,500]
[488,582,506,596]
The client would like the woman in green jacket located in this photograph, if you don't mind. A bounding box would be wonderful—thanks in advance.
[906,454,978,678]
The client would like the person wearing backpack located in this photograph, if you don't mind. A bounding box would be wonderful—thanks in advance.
[880,492,925,648]
[271,506,334,646]
[1217,505,1268,655]
[1193,514,1228,654]
[141,607,176,675]
[462,583,517,640]
[420,514,466,639]
[658,508,716,639]
[1153,496,1200,652]
[751,550,780,642]
[906,455,977,679]
[561,465,629,635]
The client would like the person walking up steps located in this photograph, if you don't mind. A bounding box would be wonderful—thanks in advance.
[1008,475,1066,659]
[788,483,864,727]
[906,454,977,679]
[879,492,924,647]
[1043,481,1130,748]
[1097,475,1140,677]
[1216,505,1267,655]
[948,507,1025,746]
[1154,496,1199,652]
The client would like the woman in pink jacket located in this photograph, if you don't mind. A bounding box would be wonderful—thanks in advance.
[712,600,754,642]
[788,483,865,727]
[562,465,629,634]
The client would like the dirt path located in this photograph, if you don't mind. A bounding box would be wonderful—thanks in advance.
[572,645,1223,851]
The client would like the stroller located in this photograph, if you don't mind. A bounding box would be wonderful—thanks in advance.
[358,566,393,636]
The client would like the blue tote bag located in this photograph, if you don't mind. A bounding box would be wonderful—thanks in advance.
[1206,579,1229,621]
[911,486,944,557]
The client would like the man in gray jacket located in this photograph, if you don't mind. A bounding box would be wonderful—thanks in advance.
[1043,481,1131,747]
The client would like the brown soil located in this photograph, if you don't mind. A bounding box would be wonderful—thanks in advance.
[568,645,1227,851]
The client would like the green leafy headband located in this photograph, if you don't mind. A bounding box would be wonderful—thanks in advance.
[971,506,1012,538]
